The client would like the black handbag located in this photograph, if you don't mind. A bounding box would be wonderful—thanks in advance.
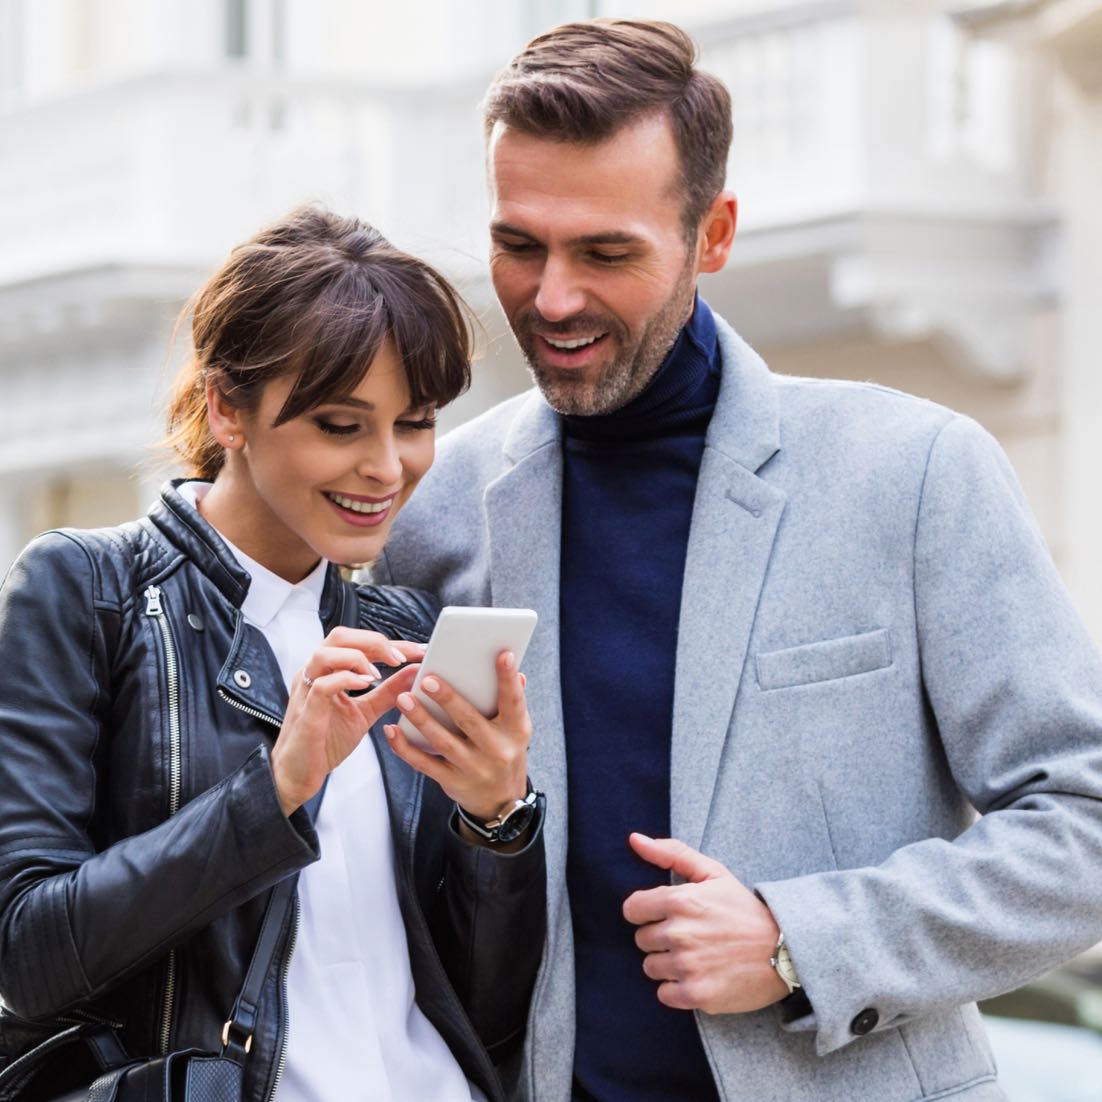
[0,874,296,1102]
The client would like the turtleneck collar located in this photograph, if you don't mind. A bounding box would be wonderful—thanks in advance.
[563,293,719,443]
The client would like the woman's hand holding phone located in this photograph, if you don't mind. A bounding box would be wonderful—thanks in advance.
[270,626,425,816]
[384,651,532,826]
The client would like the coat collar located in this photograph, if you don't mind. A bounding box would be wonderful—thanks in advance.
[487,315,786,872]
[498,316,779,470]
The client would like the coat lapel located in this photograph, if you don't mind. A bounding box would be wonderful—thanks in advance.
[670,321,786,851]
[482,394,571,908]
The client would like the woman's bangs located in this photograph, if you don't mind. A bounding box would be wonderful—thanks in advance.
[274,293,390,422]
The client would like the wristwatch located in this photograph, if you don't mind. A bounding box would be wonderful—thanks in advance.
[456,785,540,845]
[770,931,801,994]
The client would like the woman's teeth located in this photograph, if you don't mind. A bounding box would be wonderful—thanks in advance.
[327,493,392,514]
[546,334,604,350]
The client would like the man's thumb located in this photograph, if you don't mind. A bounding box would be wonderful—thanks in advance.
[629,832,726,884]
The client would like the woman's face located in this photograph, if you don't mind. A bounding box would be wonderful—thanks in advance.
[216,338,435,580]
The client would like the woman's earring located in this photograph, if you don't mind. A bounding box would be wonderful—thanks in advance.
[227,435,236,444]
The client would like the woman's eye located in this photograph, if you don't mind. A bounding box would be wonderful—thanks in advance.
[396,417,437,432]
[314,418,359,437]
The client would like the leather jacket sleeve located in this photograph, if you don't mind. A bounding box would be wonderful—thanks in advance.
[356,582,548,1064]
[0,533,319,1019]
[433,807,547,1063]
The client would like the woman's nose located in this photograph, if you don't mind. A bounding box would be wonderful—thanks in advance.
[358,434,403,487]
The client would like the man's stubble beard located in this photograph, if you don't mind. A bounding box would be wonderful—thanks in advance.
[514,258,697,418]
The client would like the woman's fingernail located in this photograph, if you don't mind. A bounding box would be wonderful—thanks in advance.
[390,649,406,665]
[358,672,378,683]
[397,693,415,712]
[417,642,429,652]
[365,665,381,680]
[422,676,440,694]
[502,651,515,670]
[383,724,396,741]
[520,673,527,687]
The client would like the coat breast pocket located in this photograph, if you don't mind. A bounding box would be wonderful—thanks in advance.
[755,628,892,691]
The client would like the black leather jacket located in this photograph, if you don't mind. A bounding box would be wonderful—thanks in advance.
[0,483,545,1102]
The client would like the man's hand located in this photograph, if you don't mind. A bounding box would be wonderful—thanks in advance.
[622,833,790,1015]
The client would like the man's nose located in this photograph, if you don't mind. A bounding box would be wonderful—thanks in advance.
[534,256,586,323]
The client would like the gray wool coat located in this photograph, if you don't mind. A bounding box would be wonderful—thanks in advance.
[374,314,1102,1102]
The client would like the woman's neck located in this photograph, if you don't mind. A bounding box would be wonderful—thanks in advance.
[198,474,322,584]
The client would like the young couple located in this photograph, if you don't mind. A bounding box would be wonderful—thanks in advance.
[6,15,1102,1102]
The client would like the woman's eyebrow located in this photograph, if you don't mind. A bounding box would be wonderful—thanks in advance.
[327,397,376,411]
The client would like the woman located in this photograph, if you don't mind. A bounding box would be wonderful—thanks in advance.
[0,206,545,1102]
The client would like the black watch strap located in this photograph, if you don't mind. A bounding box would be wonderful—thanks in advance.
[456,784,539,844]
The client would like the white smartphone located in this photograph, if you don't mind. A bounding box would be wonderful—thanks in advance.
[397,606,538,752]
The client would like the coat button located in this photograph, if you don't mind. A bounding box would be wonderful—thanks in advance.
[233,669,251,689]
[187,614,205,632]
[850,1008,879,1035]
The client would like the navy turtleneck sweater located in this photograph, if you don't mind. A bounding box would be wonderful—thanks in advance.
[561,295,721,1102]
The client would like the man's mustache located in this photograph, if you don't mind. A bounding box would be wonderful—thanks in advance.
[516,311,620,336]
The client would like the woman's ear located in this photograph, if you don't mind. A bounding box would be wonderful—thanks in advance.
[697,191,737,274]
[205,382,245,450]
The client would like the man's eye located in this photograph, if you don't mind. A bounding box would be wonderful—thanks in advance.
[497,239,536,254]
[590,252,628,265]
[314,418,359,436]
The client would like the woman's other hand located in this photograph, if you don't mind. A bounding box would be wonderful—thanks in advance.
[384,651,531,827]
[270,627,425,815]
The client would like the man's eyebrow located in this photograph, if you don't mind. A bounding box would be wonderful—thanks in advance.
[490,222,645,248]
[490,221,539,241]
[567,231,644,247]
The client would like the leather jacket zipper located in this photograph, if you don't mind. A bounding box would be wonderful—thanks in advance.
[144,585,182,1055]
[216,688,295,1101]
[216,689,282,730]
[266,895,299,1102]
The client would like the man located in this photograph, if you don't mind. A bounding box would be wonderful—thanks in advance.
[375,19,1102,1102]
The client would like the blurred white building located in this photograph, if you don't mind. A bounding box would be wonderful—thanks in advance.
[0,0,1100,640]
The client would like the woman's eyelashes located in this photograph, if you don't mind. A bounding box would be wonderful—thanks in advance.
[311,414,436,437]
[397,416,437,432]
[314,418,359,436]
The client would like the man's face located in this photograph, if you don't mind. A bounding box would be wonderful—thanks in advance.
[488,113,700,416]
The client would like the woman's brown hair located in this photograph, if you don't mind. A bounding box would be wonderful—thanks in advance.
[166,205,472,479]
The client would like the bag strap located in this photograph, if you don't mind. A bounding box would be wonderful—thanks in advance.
[219,875,295,1061]
[220,789,322,1063]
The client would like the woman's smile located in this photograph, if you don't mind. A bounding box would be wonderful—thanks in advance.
[323,490,398,526]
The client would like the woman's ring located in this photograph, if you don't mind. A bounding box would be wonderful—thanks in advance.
[302,671,314,687]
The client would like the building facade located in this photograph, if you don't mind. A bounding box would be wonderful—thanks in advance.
[0,0,1099,644]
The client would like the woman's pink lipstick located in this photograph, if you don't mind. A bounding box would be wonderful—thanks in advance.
[323,491,396,528]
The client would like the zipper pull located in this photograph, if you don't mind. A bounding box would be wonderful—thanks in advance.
[144,585,163,616]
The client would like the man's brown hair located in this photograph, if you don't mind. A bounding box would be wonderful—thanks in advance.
[165,204,472,480]
[482,19,733,238]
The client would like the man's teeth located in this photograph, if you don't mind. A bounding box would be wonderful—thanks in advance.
[546,334,603,350]
[328,493,392,515]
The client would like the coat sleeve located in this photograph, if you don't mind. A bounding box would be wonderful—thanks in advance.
[0,532,319,1019]
[755,415,1102,1055]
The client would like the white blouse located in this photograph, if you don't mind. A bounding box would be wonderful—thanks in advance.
[180,483,479,1102]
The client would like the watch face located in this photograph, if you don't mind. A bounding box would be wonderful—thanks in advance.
[496,800,535,844]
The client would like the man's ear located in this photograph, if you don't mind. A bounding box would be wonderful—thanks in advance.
[697,191,737,274]
[205,381,245,450]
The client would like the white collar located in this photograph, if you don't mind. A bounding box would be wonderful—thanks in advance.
[178,481,328,628]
